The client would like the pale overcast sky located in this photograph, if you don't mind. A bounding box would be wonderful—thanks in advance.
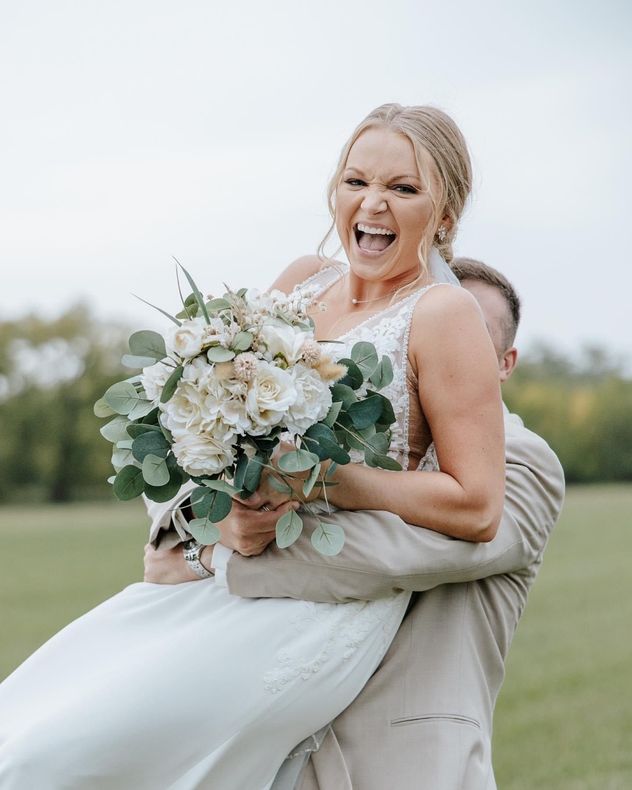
[1,0,630,365]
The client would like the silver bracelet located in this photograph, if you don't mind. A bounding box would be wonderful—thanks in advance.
[182,539,214,579]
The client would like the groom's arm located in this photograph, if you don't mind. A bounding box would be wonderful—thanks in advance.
[222,418,565,602]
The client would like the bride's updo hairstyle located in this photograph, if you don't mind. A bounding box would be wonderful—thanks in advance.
[321,103,472,271]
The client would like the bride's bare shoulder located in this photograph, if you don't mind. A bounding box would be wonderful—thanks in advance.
[270,255,341,295]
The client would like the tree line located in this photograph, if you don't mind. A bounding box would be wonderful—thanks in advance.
[0,307,630,503]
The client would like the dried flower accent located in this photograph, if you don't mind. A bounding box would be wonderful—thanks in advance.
[315,356,347,383]
[214,361,235,382]
[300,339,322,367]
[233,352,258,382]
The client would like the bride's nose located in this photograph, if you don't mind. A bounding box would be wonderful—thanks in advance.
[361,187,387,214]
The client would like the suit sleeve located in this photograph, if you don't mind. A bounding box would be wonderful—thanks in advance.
[224,419,565,603]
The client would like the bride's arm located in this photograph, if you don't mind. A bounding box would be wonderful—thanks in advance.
[318,286,505,542]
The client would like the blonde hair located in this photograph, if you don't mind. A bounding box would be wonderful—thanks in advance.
[319,103,473,280]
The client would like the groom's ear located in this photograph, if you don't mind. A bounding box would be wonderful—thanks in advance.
[499,347,518,383]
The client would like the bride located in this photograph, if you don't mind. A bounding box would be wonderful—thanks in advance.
[0,104,505,789]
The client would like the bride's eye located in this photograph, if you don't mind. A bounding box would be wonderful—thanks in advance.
[392,184,418,194]
[344,178,366,188]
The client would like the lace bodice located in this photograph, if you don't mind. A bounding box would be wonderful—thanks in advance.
[298,265,446,471]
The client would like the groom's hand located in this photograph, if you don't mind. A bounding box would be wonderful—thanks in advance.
[214,499,298,557]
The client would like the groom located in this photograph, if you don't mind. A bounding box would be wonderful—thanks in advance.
[145,259,565,789]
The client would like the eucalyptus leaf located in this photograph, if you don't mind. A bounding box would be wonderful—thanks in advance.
[276,510,303,549]
[331,383,357,409]
[129,330,167,360]
[232,331,253,352]
[121,354,158,369]
[350,341,379,377]
[132,431,170,462]
[160,365,184,403]
[322,401,342,428]
[206,298,232,312]
[373,454,402,471]
[126,423,162,439]
[100,416,132,444]
[103,381,141,415]
[268,476,293,495]
[113,465,145,500]
[112,447,136,469]
[116,439,134,450]
[93,397,116,418]
[311,521,345,556]
[201,478,242,497]
[191,488,233,523]
[106,476,116,485]
[367,432,390,454]
[233,454,249,492]
[369,355,394,390]
[127,399,156,421]
[142,453,185,501]
[278,449,320,474]
[187,519,221,546]
[336,358,364,390]
[206,346,235,363]
[348,396,384,430]
[141,407,160,424]
[142,454,170,486]
[303,462,321,498]
[243,457,264,492]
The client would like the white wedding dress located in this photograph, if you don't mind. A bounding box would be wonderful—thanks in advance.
[0,268,442,789]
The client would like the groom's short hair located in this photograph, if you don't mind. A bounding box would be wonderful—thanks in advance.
[450,257,521,348]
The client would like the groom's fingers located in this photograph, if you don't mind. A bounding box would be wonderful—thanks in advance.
[221,500,297,556]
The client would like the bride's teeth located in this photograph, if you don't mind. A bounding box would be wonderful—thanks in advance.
[356,224,395,236]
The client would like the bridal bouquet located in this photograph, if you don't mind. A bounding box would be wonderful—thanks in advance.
[94,264,401,555]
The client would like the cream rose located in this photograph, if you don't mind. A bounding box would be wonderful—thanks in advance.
[245,361,297,435]
[140,360,173,404]
[259,321,307,366]
[171,429,236,477]
[285,365,332,435]
[165,318,206,359]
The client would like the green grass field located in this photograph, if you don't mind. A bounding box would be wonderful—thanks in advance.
[1,486,631,788]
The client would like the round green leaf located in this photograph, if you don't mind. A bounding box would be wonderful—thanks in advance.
[350,341,379,377]
[100,416,132,444]
[127,398,156,421]
[303,462,321,498]
[112,446,136,470]
[337,358,364,390]
[347,396,384,430]
[331,383,357,409]
[121,354,158,369]
[103,381,141,415]
[132,431,170,462]
[276,510,304,549]
[187,519,221,545]
[207,346,236,363]
[126,423,162,439]
[373,454,402,471]
[142,454,170,486]
[311,521,345,556]
[369,355,394,390]
[113,465,145,500]
[206,298,232,312]
[278,449,320,474]
[232,332,253,352]
[129,330,166,360]
[93,397,116,418]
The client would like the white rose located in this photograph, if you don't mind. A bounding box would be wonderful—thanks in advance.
[246,361,297,435]
[259,321,307,366]
[140,360,173,404]
[285,365,333,436]
[165,318,206,359]
[171,429,236,477]
[161,380,210,435]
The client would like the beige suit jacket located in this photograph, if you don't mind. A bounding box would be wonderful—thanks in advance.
[145,413,565,789]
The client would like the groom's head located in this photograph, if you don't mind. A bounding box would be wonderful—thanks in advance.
[450,257,521,383]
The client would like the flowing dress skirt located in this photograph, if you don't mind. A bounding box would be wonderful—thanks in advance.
[0,575,409,789]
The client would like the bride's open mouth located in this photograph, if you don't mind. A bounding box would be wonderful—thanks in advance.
[353,223,397,254]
